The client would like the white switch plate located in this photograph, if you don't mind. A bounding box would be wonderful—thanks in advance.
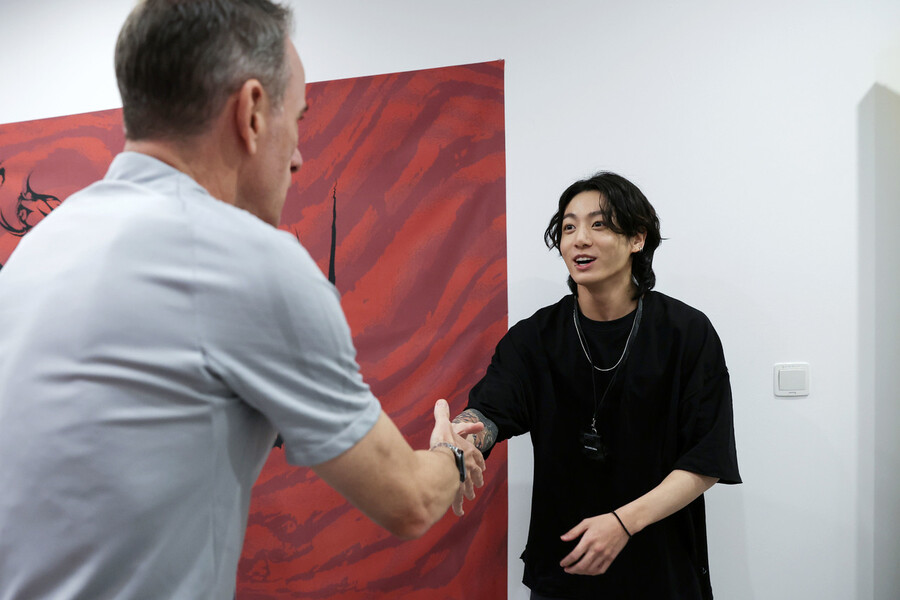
[774,363,810,397]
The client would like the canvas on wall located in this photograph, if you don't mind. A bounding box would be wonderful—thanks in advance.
[0,60,508,599]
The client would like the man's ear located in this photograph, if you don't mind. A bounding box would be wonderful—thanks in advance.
[235,79,266,155]
[631,229,647,253]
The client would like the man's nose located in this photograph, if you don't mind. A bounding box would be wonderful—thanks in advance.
[575,225,591,246]
[290,148,303,173]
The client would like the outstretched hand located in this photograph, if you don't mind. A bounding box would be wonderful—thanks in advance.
[431,400,485,516]
[559,513,630,575]
[449,421,486,516]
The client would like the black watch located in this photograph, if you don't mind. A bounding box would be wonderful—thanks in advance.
[432,442,466,482]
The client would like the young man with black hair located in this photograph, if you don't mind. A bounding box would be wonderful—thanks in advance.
[454,172,741,599]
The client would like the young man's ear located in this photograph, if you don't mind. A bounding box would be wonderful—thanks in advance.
[235,79,266,155]
[632,230,648,253]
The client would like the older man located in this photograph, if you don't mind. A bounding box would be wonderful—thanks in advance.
[0,1,483,598]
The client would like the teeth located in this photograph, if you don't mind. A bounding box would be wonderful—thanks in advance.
[575,258,593,264]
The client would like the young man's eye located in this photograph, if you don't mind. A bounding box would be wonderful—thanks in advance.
[593,221,605,228]
[563,223,575,232]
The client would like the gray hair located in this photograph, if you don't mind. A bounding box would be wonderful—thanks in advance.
[115,0,293,140]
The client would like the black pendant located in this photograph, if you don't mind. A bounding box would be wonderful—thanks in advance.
[580,430,609,462]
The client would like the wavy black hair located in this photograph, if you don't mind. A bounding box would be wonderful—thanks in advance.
[543,172,662,299]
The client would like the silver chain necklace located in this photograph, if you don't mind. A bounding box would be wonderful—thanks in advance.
[572,296,643,372]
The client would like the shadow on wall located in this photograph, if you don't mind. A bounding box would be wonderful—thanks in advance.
[857,83,900,600]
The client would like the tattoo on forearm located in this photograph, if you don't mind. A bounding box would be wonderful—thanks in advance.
[453,408,498,452]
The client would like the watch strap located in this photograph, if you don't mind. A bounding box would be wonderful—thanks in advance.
[431,442,466,482]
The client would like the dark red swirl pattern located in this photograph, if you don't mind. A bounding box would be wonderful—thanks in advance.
[0,60,508,599]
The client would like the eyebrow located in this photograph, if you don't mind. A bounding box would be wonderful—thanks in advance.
[563,210,605,220]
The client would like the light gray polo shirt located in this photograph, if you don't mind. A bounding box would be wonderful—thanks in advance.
[0,152,381,599]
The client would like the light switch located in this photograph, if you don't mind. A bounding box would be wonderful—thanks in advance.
[774,363,809,397]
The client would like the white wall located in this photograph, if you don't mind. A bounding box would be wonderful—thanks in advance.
[858,83,900,600]
[3,1,900,598]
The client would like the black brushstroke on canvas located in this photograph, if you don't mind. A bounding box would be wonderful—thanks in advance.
[274,183,339,450]
[0,169,61,237]
[328,182,337,286]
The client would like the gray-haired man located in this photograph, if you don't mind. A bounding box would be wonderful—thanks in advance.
[0,1,484,597]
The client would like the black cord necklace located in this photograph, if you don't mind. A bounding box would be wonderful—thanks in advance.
[573,296,643,461]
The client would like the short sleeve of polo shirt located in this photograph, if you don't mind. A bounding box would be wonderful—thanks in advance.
[190,204,381,467]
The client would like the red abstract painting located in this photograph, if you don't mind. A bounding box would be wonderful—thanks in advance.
[0,60,507,599]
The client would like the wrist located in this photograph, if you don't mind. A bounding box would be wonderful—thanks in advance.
[613,504,648,536]
[610,510,632,538]
[430,442,466,482]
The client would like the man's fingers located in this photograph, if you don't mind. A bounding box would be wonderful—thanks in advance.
[471,465,485,488]
[453,427,486,472]
[559,542,586,569]
[453,421,484,437]
[451,487,465,516]
[565,554,605,576]
[572,552,598,575]
[433,398,450,422]
[463,479,476,500]
[464,451,486,474]
[560,520,587,542]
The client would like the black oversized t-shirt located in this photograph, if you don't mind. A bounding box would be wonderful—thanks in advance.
[467,291,741,599]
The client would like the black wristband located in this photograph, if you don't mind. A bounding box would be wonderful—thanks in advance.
[611,511,632,538]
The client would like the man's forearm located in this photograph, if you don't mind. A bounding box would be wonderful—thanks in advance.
[313,410,465,539]
[615,469,718,535]
[452,408,498,453]
[404,446,467,530]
